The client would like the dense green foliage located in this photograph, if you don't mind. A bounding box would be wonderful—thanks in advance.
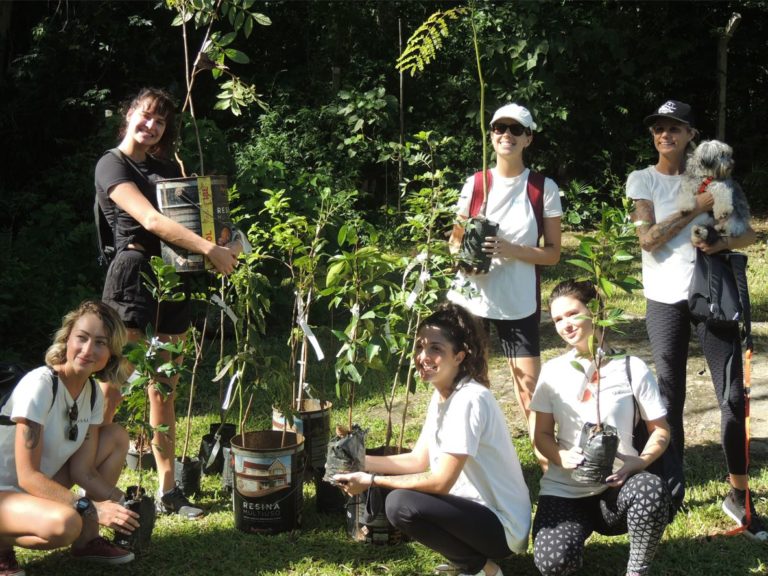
[2,1,768,363]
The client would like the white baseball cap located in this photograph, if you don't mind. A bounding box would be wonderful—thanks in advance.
[489,103,537,131]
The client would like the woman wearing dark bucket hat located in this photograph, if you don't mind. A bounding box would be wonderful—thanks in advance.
[447,103,563,457]
[625,99,765,540]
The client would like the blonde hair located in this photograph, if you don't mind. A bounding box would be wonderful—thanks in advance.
[45,300,130,383]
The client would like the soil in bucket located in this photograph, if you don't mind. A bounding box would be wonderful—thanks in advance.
[230,430,305,534]
[113,485,155,554]
[156,176,232,273]
[174,456,202,497]
[272,399,332,474]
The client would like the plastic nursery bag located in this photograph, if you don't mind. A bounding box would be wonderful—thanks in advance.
[322,424,367,484]
[571,421,619,484]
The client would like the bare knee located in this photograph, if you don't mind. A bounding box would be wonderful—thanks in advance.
[100,423,129,455]
[41,509,82,549]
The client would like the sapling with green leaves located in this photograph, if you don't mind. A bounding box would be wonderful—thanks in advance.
[322,220,398,431]
[397,2,494,272]
[257,186,357,417]
[165,0,271,175]
[379,131,459,449]
[565,199,642,482]
[121,257,187,493]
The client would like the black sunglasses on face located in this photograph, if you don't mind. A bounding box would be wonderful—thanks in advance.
[68,402,78,442]
[491,122,528,136]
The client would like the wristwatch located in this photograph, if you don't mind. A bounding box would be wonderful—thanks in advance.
[74,497,95,516]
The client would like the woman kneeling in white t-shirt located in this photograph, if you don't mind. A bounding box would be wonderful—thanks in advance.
[0,301,139,574]
[531,280,671,576]
[335,302,531,576]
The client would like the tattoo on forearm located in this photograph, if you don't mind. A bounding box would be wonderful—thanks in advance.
[24,422,41,450]
[649,217,688,244]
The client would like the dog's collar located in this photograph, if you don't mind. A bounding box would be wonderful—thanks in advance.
[697,176,713,195]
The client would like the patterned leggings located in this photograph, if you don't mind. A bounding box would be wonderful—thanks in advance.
[532,473,670,576]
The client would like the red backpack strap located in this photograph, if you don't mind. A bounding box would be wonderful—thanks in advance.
[527,171,546,322]
[527,170,545,241]
[469,170,492,217]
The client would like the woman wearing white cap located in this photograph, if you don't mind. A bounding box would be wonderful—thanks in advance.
[448,103,562,446]
[626,99,765,540]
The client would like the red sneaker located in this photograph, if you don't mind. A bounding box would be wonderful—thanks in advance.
[71,537,134,564]
[0,548,24,576]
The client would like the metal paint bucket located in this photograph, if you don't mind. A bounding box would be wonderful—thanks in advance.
[230,431,304,534]
[155,176,231,272]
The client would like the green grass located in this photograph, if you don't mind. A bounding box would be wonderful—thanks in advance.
[15,225,768,575]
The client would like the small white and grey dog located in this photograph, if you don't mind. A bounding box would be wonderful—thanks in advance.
[678,139,751,244]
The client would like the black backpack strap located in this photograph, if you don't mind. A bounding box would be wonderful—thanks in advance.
[727,251,752,351]
[88,376,97,412]
[0,368,58,426]
[625,355,641,427]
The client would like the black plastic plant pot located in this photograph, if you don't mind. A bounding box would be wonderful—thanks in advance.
[571,422,620,484]
[113,485,155,554]
[199,422,237,476]
[322,424,367,484]
[125,447,155,471]
[174,456,202,497]
[313,466,346,514]
[458,217,499,274]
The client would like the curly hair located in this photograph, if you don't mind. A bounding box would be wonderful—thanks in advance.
[45,301,129,383]
[548,279,599,310]
[416,302,490,388]
[119,87,178,159]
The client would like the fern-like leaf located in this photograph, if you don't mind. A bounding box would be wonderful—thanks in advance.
[396,6,468,76]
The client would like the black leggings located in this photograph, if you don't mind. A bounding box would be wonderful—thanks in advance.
[385,489,512,574]
[532,473,670,576]
[645,299,747,478]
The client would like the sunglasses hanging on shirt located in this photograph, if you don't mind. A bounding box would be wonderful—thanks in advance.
[67,399,79,442]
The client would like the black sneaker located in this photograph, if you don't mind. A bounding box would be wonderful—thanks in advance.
[156,484,204,519]
[722,487,768,542]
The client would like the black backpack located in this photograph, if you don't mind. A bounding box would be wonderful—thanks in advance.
[688,249,752,349]
[0,365,96,426]
[625,356,684,522]
[94,148,138,267]
[94,196,116,266]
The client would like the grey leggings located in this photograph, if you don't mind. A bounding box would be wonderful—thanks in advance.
[532,472,670,576]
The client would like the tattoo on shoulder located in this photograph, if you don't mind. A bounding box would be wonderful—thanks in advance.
[23,422,41,450]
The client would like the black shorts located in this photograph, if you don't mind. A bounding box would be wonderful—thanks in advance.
[102,249,192,335]
[482,313,540,359]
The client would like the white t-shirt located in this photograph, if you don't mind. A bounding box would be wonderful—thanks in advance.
[418,379,532,553]
[448,167,562,319]
[625,166,709,304]
[0,366,105,491]
[530,350,666,499]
